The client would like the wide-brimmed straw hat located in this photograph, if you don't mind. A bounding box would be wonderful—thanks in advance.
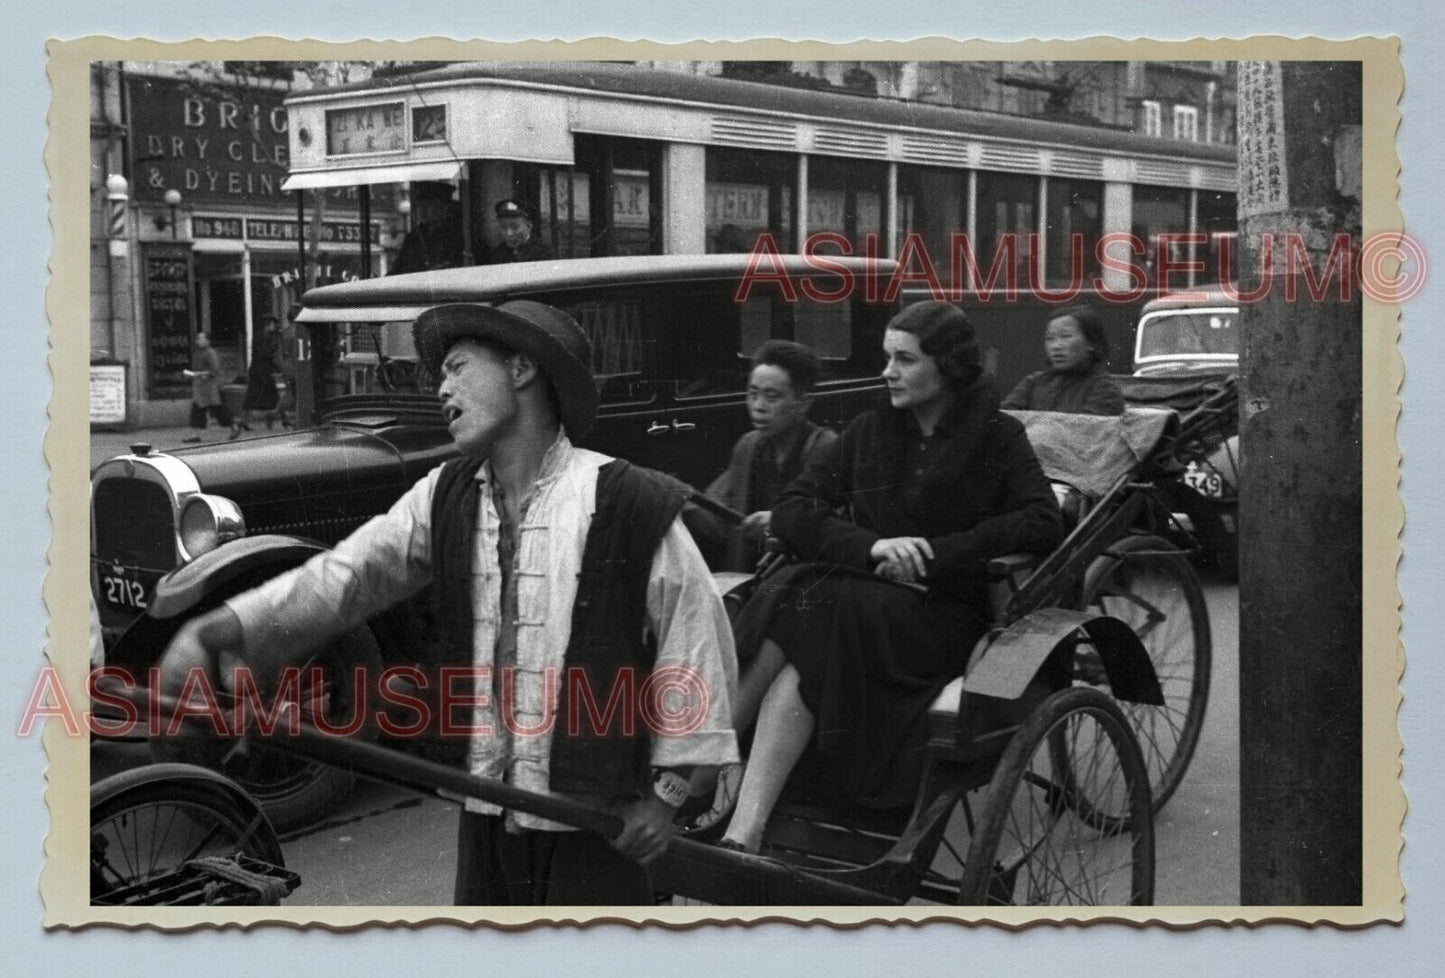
[413,300,598,439]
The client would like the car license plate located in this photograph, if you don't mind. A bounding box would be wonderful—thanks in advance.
[96,564,156,611]
[1183,461,1227,499]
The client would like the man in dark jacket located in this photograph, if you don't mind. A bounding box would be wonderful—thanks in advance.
[489,198,554,263]
[701,339,837,571]
[154,301,738,905]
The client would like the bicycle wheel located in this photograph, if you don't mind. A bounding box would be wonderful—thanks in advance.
[91,765,285,905]
[958,687,1154,906]
[1077,534,1211,813]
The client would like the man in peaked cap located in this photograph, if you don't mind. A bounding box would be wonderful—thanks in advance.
[156,300,739,905]
[489,197,555,264]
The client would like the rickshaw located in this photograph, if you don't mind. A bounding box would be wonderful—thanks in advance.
[89,376,1237,908]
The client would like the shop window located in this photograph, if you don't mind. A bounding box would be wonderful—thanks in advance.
[896,166,967,290]
[706,147,795,253]
[1044,178,1103,285]
[974,171,1038,288]
[807,156,886,255]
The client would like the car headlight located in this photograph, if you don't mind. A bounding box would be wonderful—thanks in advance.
[179,494,246,560]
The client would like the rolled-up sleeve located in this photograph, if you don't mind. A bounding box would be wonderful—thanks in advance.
[642,516,741,769]
[226,466,442,661]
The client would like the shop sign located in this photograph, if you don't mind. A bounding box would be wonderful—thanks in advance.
[192,215,244,239]
[126,73,394,210]
[141,244,195,398]
[245,218,380,244]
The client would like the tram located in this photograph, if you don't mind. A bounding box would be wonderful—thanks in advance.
[281,61,1237,389]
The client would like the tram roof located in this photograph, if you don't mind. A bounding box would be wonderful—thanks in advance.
[298,253,900,318]
[290,61,1237,165]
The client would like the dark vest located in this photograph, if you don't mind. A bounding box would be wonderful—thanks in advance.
[429,453,689,799]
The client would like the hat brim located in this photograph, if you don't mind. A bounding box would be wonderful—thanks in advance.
[414,303,599,440]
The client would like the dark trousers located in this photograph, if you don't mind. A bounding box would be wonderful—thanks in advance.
[453,811,653,906]
[189,401,233,429]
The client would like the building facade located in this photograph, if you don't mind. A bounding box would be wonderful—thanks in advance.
[91,61,400,425]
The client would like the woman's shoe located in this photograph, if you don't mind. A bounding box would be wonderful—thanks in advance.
[675,762,742,841]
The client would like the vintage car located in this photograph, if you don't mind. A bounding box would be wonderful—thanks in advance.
[1117,290,1240,576]
[91,254,899,828]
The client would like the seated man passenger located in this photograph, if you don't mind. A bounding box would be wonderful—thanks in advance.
[703,340,838,572]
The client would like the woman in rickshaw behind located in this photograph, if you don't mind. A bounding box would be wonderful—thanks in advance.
[716,301,1064,854]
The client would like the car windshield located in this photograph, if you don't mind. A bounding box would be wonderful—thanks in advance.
[1137,309,1238,360]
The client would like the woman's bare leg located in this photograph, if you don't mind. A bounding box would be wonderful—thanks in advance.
[733,638,787,731]
[721,663,814,853]
[685,637,789,801]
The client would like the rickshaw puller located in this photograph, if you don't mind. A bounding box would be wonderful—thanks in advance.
[154,300,740,906]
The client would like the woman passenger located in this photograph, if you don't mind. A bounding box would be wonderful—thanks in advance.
[716,301,1063,854]
[1001,305,1125,415]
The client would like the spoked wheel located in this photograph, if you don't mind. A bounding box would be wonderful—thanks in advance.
[1077,534,1211,813]
[220,629,382,832]
[958,687,1154,906]
[91,765,286,905]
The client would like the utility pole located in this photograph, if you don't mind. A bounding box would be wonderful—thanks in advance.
[1236,61,1363,905]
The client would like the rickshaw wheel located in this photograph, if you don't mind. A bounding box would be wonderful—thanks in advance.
[958,687,1154,906]
[1077,534,1212,814]
[91,766,284,905]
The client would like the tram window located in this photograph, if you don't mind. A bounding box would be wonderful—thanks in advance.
[706,148,796,253]
[1196,191,1239,284]
[808,157,886,254]
[975,172,1038,288]
[536,169,593,260]
[1132,184,1191,290]
[1044,178,1103,284]
[897,166,967,290]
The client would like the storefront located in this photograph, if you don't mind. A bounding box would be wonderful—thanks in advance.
[123,70,393,415]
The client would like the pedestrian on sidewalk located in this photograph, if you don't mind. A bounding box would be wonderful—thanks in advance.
[183,332,240,442]
[241,314,281,430]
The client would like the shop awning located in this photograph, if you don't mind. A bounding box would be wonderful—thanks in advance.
[281,160,465,192]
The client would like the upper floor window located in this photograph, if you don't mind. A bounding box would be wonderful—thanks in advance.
[1173,105,1200,141]
[1141,100,1162,138]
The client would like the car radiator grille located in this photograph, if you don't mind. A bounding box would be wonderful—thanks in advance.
[93,478,175,571]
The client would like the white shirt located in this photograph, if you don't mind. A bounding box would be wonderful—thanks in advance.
[228,434,739,831]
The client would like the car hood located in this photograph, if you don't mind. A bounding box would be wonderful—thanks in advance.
[160,421,457,539]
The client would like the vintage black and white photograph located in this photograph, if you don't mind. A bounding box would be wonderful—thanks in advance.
[44,40,1398,924]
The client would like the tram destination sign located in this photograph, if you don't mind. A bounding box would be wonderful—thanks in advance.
[326,102,406,156]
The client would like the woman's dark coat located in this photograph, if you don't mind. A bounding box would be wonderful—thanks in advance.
[744,379,1062,806]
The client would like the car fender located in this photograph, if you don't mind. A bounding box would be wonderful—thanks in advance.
[104,535,329,678]
[146,534,330,620]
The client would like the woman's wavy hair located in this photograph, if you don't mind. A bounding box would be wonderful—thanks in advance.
[1051,305,1110,366]
[885,301,981,388]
